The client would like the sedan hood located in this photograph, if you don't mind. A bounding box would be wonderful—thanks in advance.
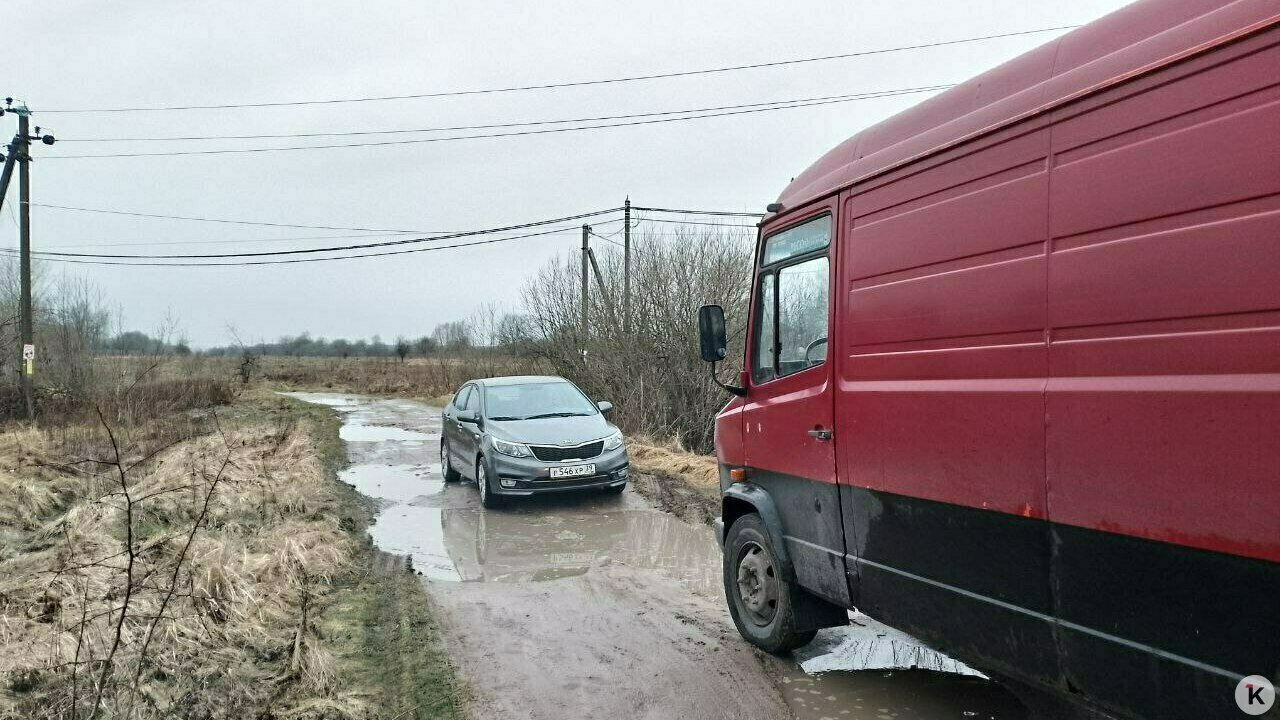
[486,415,613,446]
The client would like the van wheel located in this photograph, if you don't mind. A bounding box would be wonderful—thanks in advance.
[440,441,460,482]
[724,513,817,654]
[476,456,503,509]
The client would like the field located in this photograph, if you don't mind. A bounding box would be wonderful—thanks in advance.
[0,383,463,720]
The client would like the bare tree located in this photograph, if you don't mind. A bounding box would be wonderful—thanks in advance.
[521,224,753,452]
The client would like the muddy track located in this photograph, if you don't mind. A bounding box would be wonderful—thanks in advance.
[629,468,720,526]
[287,392,1028,720]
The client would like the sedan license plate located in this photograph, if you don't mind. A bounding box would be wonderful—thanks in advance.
[550,463,595,479]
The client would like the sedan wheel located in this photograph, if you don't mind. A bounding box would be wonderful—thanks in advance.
[477,456,502,508]
[440,441,460,482]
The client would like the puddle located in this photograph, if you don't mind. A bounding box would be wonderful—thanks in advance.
[284,391,1026,720]
[780,668,1024,720]
[442,505,720,592]
[339,424,432,442]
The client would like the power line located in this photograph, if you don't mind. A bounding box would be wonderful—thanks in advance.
[0,225,583,267]
[39,26,1075,113]
[635,216,758,228]
[42,219,625,249]
[28,199,445,230]
[45,87,950,159]
[42,231,429,249]
[632,206,763,218]
[27,206,625,259]
[60,87,954,143]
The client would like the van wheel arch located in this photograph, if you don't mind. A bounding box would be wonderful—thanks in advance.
[721,483,796,583]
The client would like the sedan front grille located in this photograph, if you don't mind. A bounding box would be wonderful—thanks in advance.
[530,441,604,462]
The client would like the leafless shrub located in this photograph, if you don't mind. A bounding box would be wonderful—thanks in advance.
[521,224,753,452]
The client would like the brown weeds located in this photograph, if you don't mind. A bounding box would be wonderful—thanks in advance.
[0,405,362,719]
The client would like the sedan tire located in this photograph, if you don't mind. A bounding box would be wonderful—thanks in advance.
[476,456,503,509]
[441,441,461,482]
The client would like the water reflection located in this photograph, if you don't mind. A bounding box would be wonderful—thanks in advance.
[442,506,721,593]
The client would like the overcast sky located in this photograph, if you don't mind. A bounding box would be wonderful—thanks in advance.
[6,0,1130,347]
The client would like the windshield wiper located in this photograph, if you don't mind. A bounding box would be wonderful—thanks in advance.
[487,415,526,421]
[524,411,592,419]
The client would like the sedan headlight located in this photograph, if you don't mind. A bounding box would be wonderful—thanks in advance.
[492,437,533,458]
[602,430,624,451]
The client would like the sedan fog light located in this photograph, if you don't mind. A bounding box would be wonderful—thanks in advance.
[500,478,518,488]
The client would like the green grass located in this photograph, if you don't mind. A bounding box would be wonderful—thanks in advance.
[275,392,466,720]
[323,556,466,720]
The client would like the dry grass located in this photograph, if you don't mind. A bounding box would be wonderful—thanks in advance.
[0,399,370,719]
[628,436,720,492]
[257,354,544,402]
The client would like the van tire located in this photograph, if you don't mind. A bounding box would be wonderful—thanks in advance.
[724,513,818,654]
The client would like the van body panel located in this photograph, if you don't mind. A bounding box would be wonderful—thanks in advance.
[1041,16,1280,715]
[720,2,1280,718]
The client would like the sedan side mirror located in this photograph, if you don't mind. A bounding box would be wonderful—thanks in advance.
[698,304,728,362]
[458,410,480,424]
[697,304,746,396]
[597,400,613,415]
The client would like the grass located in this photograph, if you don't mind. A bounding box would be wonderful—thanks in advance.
[0,385,463,720]
[323,555,465,720]
[628,436,720,495]
[278,391,465,720]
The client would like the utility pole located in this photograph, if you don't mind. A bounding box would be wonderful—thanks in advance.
[586,246,618,324]
[622,197,631,334]
[580,224,590,349]
[3,99,55,422]
[17,111,34,420]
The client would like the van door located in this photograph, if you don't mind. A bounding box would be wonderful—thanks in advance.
[741,208,848,606]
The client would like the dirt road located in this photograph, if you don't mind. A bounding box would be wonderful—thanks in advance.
[288,393,1027,720]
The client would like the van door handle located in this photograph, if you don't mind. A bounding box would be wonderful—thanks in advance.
[807,428,832,441]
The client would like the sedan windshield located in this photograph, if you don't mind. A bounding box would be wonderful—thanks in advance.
[485,382,598,420]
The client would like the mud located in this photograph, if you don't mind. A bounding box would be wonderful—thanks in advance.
[286,392,1027,720]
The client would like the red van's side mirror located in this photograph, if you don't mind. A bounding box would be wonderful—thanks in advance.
[697,304,746,397]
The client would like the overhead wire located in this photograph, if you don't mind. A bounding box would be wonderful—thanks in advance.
[45,87,951,159]
[631,206,763,218]
[29,202,447,233]
[25,207,626,259]
[0,225,586,267]
[59,87,954,143]
[38,26,1076,114]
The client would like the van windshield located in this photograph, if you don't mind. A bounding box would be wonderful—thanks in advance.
[484,382,598,420]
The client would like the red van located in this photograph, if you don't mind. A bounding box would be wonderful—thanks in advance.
[696,1,1279,718]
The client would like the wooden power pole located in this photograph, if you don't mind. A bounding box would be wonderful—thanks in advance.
[16,111,34,420]
[2,100,54,421]
[622,198,631,334]
[580,224,590,347]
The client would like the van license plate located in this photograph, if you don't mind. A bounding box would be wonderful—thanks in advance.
[550,464,595,479]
